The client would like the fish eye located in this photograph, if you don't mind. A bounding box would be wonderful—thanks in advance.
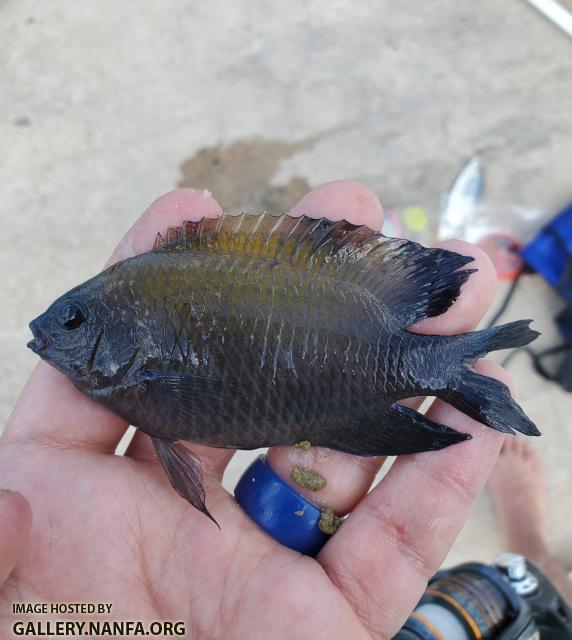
[57,300,88,330]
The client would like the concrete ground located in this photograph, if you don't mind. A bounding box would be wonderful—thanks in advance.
[1,0,571,570]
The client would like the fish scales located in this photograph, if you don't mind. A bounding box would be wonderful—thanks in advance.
[27,212,541,523]
[123,251,373,440]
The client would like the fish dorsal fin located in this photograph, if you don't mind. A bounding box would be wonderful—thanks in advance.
[152,212,359,265]
[152,212,475,326]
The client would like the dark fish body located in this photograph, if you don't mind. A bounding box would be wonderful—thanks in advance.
[28,213,540,521]
[88,252,452,444]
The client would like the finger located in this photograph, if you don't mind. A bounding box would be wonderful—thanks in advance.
[5,189,224,457]
[0,490,32,586]
[319,359,509,637]
[290,179,386,229]
[108,188,221,264]
[268,235,497,515]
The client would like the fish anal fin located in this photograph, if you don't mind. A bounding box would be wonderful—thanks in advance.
[152,437,220,528]
[318,404,471,456]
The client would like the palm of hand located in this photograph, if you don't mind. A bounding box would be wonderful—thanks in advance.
[0,417,366,639]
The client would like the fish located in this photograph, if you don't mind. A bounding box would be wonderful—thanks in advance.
[27,212,540,524]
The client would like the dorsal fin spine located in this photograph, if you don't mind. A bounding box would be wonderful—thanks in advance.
[228,212,240,235]
[285,215,304,240]
[197,218,205,245]
[268,214,285,246]
[153,232,165,251]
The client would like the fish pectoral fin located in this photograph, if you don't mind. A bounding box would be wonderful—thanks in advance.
[151,437,220,528]
[140,369,240,421]
[141,369,229,391]
[319,404,471,456]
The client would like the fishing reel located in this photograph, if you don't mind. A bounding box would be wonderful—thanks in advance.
[394,553,572,639]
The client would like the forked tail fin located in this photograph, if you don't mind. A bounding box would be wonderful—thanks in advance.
[437,319,540,435]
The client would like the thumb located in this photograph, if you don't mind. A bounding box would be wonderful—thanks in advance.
[0,490,31,586]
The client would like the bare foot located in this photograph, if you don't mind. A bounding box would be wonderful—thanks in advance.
[488,438,549,563]
[489,438,572,603]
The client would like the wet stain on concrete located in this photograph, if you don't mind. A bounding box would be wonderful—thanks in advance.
[14,116,31,127]
[178,137,319,212]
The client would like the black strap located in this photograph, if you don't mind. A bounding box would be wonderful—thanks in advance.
[486,251,572,387]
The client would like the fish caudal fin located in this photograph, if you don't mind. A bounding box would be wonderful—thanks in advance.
[440,369,541,436]
[152,437,220,528]
[318,404,471,456]
[460,320,540,364]
[435,319,541,436]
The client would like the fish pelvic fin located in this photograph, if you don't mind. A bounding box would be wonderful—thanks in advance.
[439,369,541,437]
[316,404,471,456]
[152,437,220,528]
[151,212,475,326]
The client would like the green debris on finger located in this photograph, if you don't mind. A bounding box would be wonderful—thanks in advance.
[293,440,312,451]
[318,508,343,535]
[290,465,326,491]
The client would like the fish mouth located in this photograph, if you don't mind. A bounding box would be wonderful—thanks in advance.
[27,321,52,354]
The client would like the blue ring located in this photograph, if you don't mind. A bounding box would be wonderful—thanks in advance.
[234,455,330,556]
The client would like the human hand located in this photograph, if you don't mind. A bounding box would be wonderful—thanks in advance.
[0,182,507,639]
